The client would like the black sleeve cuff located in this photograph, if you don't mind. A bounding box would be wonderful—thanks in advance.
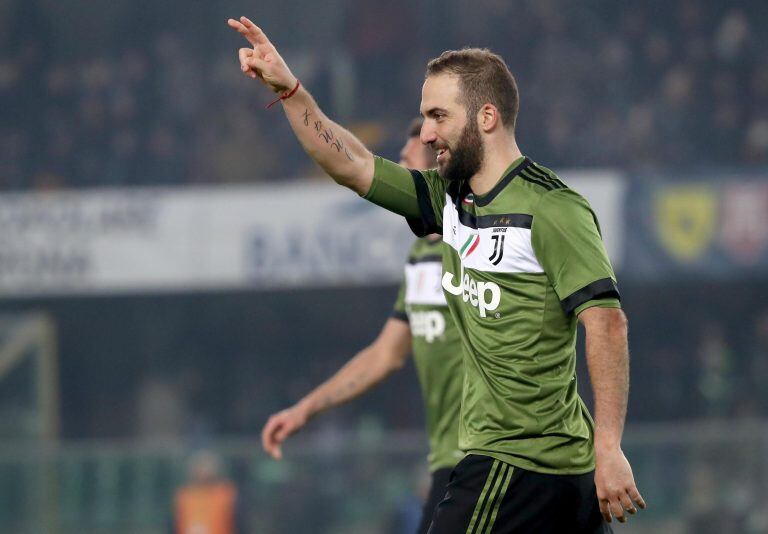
[406,169,440,237]
[391,311,409,323]
[560,278,620,315]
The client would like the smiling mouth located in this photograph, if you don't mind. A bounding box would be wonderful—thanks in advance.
[436,148,448,162]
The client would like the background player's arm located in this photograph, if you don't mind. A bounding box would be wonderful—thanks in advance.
[579,307,646,523]
[228,17,373,195]
[261,318,412,459]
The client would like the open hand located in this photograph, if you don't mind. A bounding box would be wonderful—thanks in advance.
[595,446,646,524]
[227,16,297,94]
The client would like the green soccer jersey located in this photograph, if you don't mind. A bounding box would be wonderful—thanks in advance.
[392,237,464,472]
[365,156,620,474]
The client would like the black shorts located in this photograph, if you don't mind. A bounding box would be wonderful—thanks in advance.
[417,467,453,534]
[427,454,612,534]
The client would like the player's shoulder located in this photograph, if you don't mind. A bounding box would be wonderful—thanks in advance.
[408,236,444,262]
[479,158,574,213]
[513,159,570,196]
[414,167,447,188]
[414,167,439,177]
[516,160,597,211]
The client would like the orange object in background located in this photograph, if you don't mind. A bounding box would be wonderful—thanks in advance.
[174,451,241,534]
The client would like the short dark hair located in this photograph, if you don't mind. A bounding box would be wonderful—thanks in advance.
[426,48,519,131]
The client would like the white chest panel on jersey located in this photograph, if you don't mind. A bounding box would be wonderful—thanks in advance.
[442,194,544,274]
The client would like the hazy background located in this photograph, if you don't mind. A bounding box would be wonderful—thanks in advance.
[1,1,767,532]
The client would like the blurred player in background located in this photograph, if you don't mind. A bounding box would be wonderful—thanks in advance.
[261,118,464,534]
[229,15,644,533]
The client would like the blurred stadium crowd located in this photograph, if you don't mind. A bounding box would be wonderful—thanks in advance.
[1,0,767,190]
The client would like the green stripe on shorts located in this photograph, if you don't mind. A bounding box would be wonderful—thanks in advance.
[465,460,514,534]
[481,464,514,534]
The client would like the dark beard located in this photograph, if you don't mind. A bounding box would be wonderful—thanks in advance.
[439,118,484,182]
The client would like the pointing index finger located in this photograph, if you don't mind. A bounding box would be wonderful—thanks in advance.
[239,16,272,47]
[226,17,264,48]
[227,19,255,46]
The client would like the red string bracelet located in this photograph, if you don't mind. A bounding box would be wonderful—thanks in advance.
[266,79,301,109]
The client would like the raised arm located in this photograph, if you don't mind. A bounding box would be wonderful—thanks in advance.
[579,306,646,524]
[227,17,374,195]
[261,318,412,459]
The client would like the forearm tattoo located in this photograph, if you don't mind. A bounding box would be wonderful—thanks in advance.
[303,109,353,161]
[319,370,367,410]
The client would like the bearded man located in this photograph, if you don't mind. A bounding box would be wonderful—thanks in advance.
[228,16,645,533]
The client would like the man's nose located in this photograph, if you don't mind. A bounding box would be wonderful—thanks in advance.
[420,123,436,145]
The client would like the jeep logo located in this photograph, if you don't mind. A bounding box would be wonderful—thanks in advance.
[410,311,446,343]
[441,265,501,318]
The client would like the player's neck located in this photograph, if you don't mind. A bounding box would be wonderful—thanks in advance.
[469,139,523,197]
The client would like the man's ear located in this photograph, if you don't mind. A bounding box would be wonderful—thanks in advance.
[479,104,500,133]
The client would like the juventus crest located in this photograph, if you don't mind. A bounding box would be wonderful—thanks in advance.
[489,234,506,265]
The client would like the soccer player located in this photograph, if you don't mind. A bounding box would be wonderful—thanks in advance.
[229,16,645,532]
[261,119,464,534]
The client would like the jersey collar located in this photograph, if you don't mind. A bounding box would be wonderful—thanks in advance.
[472,156,531,207]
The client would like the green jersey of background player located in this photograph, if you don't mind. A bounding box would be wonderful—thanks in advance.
[261,120,463,534]
[230,15,645,532]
